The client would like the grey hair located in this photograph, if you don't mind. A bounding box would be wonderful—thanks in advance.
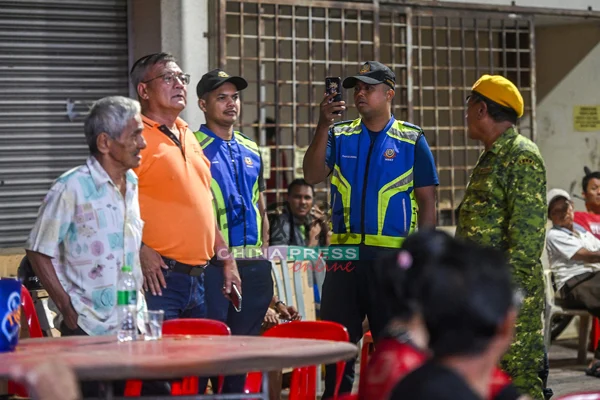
[130,52,178,95]
[84,96,141,155]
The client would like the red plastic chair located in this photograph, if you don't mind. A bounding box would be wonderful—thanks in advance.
[124,318,231,397]
[337,394,358,400]
[244,321,350,400]
[8,286,44,397]
[590,317,600,352]
[556,392,600,400]
[359,331,374,387]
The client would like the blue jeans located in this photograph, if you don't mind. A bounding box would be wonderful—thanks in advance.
[204,259,274,393]
[145,268,206,320]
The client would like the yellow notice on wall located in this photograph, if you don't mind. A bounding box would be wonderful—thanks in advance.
[574,106,600,132]
[294,146,308,179]
[259,147,271,181]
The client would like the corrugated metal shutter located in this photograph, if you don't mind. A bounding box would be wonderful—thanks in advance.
[0,0,129,248]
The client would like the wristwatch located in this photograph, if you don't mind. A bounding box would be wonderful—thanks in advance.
[274,300,286,308]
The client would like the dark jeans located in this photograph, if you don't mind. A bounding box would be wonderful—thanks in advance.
[59,323,170,397]
[559,271,600,359]
[145,267,206,320]
[203,258,274,393]
[320,246,398,398]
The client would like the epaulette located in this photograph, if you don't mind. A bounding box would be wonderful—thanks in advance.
[234,131,255,142]
[401,121,424,133]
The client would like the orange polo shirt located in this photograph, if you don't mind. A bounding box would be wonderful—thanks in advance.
[134,115,215,265]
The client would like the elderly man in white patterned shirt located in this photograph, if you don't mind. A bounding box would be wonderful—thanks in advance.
[26,96,147,337]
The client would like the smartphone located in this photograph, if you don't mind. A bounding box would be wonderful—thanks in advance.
[229,283,242,312]
[325,77,343,115]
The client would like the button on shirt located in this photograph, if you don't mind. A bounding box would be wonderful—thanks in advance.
[546,223,600,291]
[26,156,146,336]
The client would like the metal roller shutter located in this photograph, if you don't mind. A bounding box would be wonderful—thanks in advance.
[0,0,129,248]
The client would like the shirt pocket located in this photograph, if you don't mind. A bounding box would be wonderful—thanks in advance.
[459,169,496,215]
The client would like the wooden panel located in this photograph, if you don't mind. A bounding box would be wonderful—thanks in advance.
[0,251,24,277]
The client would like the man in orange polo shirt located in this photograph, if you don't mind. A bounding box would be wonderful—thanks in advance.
[130,53,240,321]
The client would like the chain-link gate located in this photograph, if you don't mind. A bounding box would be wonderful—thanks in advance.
[217,0,535,226]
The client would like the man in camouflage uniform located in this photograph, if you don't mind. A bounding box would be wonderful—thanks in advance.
[455,75,547,399]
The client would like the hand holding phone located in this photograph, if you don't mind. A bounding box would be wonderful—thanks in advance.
[229,283,242,312]
[325,77,343,115]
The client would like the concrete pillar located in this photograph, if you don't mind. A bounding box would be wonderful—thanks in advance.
[129,0,210,127]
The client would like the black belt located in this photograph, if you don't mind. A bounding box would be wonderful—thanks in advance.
[161,256,207,277]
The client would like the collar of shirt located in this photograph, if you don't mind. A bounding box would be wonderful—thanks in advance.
[361,116,395,142]
[199,124,236,143]
[142,114,189,133]
[552,222,587,236]
[86,156,138,193]
[486,126,518,155]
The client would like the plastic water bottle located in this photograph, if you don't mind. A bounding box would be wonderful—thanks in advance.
[117,265,137,342]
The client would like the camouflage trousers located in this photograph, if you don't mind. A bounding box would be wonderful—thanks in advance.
[500,294,545,399]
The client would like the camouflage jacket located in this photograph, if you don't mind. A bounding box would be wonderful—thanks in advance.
[455,127,547,296]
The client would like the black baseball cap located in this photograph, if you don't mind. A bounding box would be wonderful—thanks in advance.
[342,61,396,89]
[196,68,248,98]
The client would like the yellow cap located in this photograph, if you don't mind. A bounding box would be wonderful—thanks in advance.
[471,74,524,118]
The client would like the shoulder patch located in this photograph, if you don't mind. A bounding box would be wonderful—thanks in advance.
[234,131,253,142]
[400,121,424,133]
[234,131,259,152]
[518,158,537,167]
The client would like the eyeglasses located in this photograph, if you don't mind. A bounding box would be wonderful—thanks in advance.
[142,72,190,85]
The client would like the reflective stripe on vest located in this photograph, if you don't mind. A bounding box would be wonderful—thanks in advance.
[194,127,263,251]
[329,117,420,248]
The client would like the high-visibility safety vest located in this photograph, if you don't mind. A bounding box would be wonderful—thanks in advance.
[194,125,263,258]
[330,117,421,248]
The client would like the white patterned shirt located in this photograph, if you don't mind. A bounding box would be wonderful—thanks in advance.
[26,156,146,335]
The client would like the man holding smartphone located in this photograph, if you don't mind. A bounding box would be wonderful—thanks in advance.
[303,61,438,397]
[195,69,273,394]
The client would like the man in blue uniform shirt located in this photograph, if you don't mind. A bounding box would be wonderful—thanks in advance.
[195,69,273,394]
[303,61,439,397]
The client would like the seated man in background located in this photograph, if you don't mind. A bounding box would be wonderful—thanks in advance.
[269,178,330,306]
[269,178,330,248]
[575,166,600,239]
[546,188,600,377]
[261,295,301,332]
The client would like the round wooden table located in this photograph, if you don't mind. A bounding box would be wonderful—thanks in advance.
[0,334,357,399]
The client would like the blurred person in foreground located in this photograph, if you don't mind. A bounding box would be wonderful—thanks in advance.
[9,361,81,400]
[360,230,528,400]
[380,232,519,400]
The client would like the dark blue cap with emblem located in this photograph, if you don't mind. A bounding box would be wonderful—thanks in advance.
[342,61,396,90]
